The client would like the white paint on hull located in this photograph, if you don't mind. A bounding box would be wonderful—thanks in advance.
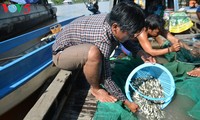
[0,65,60,116]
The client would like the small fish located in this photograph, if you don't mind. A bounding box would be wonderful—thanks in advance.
[132,76,165,120]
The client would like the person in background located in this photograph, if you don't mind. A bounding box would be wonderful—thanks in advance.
[196,5,200,20]
[120,14,182,57]
[145,14,193,51]
[189,0,198,8]
[85,0,100,14]
[52,2,180,113]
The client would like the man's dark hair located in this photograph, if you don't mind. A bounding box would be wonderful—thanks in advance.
[107,2,145,36]
[145,14,165,31]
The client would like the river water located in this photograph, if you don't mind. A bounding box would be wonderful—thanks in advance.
[55,1,110,21]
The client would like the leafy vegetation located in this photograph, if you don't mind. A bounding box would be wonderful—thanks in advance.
[51,0,64,5]
[72,0,84,3]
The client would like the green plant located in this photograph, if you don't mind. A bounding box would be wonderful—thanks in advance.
[72,0,84,3]
[52,0,64,5]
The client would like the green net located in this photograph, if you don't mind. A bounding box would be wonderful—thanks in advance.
[162,40,200,64]
[163,61,200,120]
[110,56,143,95]
[93,101,138,120]
[93,55,200,120]
[93,56,143,120]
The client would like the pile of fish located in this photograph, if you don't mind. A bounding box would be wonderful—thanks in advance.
[131,76,165,120]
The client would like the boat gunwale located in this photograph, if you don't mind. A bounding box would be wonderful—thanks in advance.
[0,16,80,99]
[0,16,79,55]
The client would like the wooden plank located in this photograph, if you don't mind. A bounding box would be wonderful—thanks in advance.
[189,17,200,33]
[51,69,82,120]
[175,34,197,40]
[190,17,200,23]
[24,70,72,120]
[58,72,97,120]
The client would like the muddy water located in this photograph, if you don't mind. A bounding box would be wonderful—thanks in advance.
[162,94,195,120]
[136,93,195,120]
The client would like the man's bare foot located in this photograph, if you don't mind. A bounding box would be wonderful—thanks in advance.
[187,67,200,77]
[90,88,117,102]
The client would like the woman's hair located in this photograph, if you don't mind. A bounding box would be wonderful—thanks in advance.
[145,14,165,31]
[107,2,145,36]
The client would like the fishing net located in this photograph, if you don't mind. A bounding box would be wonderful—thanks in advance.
[161,40,200,119]
[163,62,200,120]
[162,40,200,65]
[93,55,200,120]
[93,101,137,120]
[93,56,143,120]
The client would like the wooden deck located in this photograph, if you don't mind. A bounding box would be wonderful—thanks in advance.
[58,71,97,120]
[24,70,72,120]
[58,86,97,120]
[24,69,97,120]
[188,14,200,33]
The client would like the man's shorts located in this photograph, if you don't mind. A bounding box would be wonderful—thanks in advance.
[53,44,94,71]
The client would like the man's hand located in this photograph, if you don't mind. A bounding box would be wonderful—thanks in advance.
[137,50,156,63]
[123,100,139,113]
[170,42,181,52]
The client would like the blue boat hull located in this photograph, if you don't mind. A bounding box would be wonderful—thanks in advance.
[0,17,78,115]
[0,41,54,99]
